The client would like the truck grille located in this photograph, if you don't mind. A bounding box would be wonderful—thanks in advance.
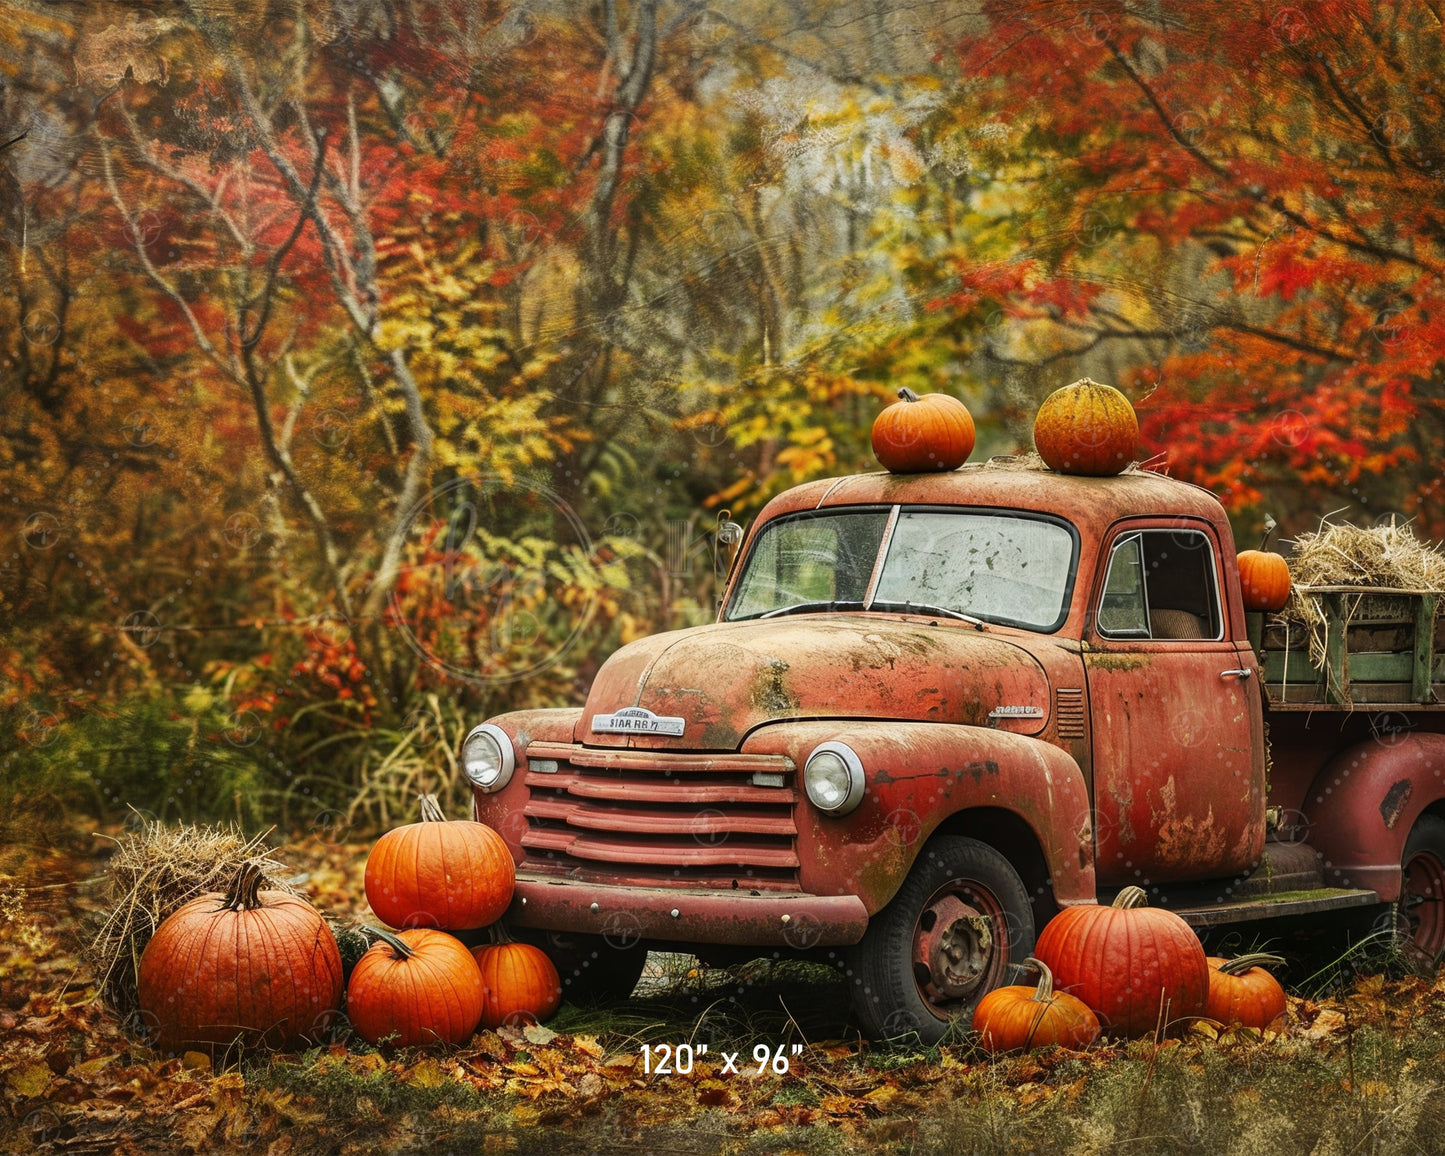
[518,742,800,890]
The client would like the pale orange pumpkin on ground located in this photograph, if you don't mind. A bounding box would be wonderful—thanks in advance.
[1205,953,1287,1029]
[1033,885,1209,1038]
[1033,378,1138,476]
[471,941,564,1028]
[364,793,514,931]
[346,927,484,1047]
[972,956,1100,1052]
[871,387,975,473]
[137,862,343,1052]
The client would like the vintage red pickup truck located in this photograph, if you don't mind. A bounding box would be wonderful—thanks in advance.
[463,458,1445,1040]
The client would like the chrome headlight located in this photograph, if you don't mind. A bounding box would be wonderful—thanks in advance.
[803,741,865,815]
[462,723,515,792]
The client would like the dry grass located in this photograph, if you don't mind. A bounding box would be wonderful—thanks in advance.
[1280,517,1445,668]
[85,812,298,1019]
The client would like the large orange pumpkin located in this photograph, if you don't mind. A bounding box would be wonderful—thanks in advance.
[137,862,343,1052]
[471,941,563,1029]
[1238,550,1291,612]
[1033,886,1209,1038]
[1205,953,1287,1029]
[972,956,1100,1053]
[346,927,484,1047]
[871,387,975,473]
[1032,379,1138,476]
[364,794,514,931]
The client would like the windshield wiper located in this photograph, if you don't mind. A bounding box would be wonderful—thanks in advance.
[754,599,866,620]
[868,600,987,628]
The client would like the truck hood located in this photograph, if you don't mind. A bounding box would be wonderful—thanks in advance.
[576,615,1051,750]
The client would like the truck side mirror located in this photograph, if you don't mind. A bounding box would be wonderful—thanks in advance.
[714,510,744,580]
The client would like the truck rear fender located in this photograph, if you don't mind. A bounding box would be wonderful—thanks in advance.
[740,720,1096,916]
[1303,732,1445,901]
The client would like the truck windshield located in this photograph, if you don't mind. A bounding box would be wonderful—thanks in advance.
[725,507,1075,630]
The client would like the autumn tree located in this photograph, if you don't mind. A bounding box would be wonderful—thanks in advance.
[921,0,1445,538]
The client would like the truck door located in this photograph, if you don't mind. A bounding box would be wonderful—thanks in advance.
[1085,521,1264,885]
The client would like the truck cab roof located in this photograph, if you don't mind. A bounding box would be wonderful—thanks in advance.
[755,457,1229,543]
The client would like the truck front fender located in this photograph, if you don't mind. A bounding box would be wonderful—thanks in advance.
[1304,732,1445,901]
[741,720,1095,915]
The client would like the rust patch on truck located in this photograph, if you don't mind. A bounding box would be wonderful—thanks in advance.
[749,658,799,716]
[1380,778,1412,830]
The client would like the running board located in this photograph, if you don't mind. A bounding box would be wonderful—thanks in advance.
[1162,887,1382,928]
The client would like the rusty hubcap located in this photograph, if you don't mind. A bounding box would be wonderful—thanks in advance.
[911,881,1008,1018]
[1402,849,1445,964]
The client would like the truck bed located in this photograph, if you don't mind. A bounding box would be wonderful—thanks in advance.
[1251,586,1445,710]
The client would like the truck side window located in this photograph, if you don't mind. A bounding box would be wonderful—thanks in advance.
[1098,533,1150,637]
[1097,529,1222,641]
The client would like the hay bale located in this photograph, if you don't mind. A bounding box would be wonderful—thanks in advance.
[1281,517,1445,668]
[85,813,300,1022]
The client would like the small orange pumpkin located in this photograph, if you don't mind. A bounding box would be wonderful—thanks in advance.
[346,927,484,1047]
[1033,378,1138,476]
[871,387,975,473]
[471,941,563,1029]
[364,794,514,931]
[1033,885,1209,1038]
[1238,550,1291,612]
[972,956,1100,1052]
[1205,953,1287,1029]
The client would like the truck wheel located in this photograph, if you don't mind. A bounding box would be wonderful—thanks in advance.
[1400,813,1445,969]
[846,835,1034,1044]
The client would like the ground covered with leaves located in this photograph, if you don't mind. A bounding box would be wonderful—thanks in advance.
[5,828,1445,1156]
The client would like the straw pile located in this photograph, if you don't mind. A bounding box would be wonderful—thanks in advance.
[85,813,299,1021]
[1282,517,1445,668]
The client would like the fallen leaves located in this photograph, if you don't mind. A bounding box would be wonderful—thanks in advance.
[7,831,1445,1155]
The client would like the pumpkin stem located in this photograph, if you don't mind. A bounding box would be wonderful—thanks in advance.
[219,861,267,912]
[1111,885,1150,909]
[363,925,415,961]
[418,793,447,823]
[1258,514,1278,551]
[1215,952,1285,977]
[1023,956,1055,1003]
[482,922,515,945]
[896,387,920,403]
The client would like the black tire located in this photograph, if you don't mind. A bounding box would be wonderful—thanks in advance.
[845,835,1035,1044]
[513,927,649,1005]
[1399,813,1445,970]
